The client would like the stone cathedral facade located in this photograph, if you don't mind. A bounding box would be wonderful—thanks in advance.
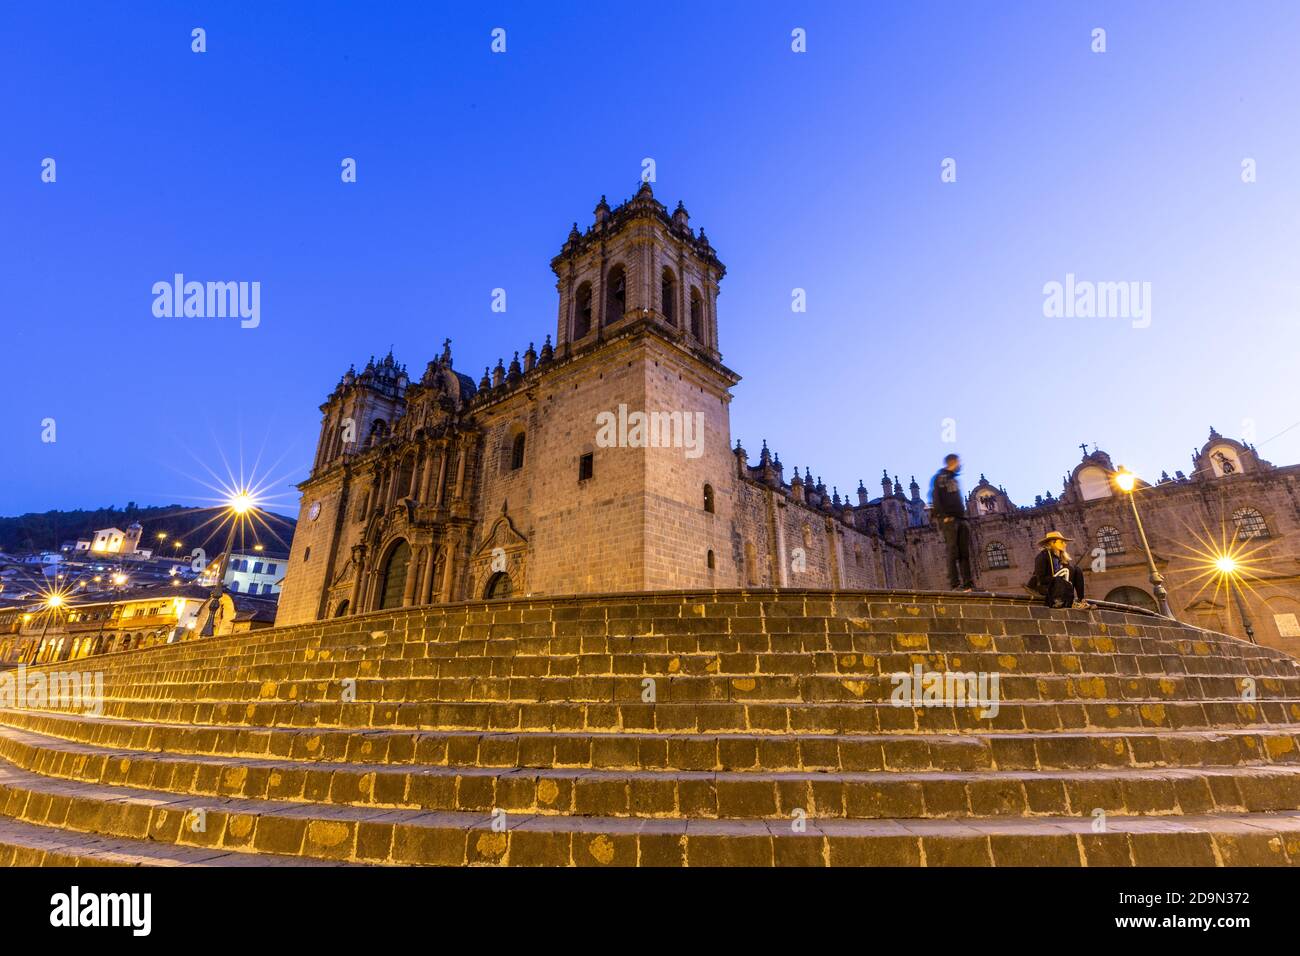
[275,184,1300,657]
[275,183,907,630]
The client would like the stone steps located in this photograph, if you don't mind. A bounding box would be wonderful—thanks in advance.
[0,798,350,867]
[72,625,1296,670]
[0,759,1297,866]
[72,674,1300,706]
[5,708,1298,773]
[55,595,1292,664]
[4,589,1299,866]
[85,646,1300,680]
[24,696,1300,734]
[3,723,1300,822]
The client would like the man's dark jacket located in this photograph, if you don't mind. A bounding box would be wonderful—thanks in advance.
[930,468,966,520]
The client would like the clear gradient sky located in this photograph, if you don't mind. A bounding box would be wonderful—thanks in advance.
[3,1,1298,518]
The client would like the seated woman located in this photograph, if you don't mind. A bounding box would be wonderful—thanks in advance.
[1027,531,1089,609]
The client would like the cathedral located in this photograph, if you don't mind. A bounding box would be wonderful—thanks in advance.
[275,184,1300,657]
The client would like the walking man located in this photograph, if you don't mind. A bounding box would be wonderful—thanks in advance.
[930,454,976,591]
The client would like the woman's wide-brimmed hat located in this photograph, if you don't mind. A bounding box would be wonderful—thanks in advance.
[1038,531,1071,547]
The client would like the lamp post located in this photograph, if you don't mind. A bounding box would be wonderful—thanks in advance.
[1214,555,1256,644]
[199,491,256,638]
[30,593,66,664]
[1114,468,1173,617]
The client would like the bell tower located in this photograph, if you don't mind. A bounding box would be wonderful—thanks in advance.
[550,182,726,364]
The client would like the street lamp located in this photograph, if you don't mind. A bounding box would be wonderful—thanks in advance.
[1213,554,1257,644]
[199,488,259,637]
[31,593,68,664]
[1114,467,1173,617]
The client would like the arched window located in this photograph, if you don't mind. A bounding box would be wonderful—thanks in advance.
[367,419,388,447]
[661,268,677,324]
[605,265,626,326]
[707,549,715,570]
[484,571,513,600]
[334,600,350,617]
[703,483,715,513]
[1104,586,1158,613]
[379,540,411,610]
[1097,526,1124,555]
[511,432,526,471]
[689,287,703,340]
[573,282,593,340]
[1232,507,1269,540]
[985,541,1009,569]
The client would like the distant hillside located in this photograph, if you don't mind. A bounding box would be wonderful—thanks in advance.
[0,504,296,556]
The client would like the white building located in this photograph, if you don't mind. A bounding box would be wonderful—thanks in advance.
[89,522,144,555]
[202,550,287,596]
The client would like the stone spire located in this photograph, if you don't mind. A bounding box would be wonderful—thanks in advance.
[672,200,690,230]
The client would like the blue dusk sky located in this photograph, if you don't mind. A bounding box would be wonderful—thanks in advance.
[2,1,1298,518]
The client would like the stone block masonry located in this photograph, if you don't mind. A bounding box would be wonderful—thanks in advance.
[1,588,1299,866]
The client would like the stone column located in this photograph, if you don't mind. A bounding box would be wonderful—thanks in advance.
[410,448,425,502]
[348,545,367,613]
[403,547,420,606]
[362,565,378,612]
[413,546,428,604]
[422,545,438,604]
[421,446,438,501]
[772,496,789,587]
[436,444,450,505]
[454,442,468,500]
[827,524,842,589]
[441,542,457,603]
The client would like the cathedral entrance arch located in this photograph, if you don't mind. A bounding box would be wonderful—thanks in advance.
[379,539,411,610]
[1104,586,1157,613]
[483,571,513,600]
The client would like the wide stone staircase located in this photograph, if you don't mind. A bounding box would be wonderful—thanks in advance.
[1,589,1299,866]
